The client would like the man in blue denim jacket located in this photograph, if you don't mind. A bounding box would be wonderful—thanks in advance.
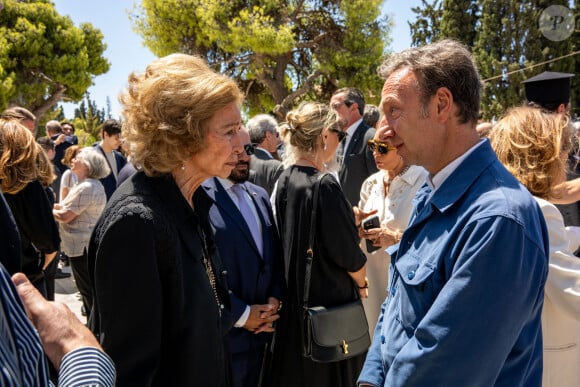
[358,40,549,387]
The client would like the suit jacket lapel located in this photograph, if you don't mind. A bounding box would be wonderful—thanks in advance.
[211,178,262,256]
[345,122,366,155]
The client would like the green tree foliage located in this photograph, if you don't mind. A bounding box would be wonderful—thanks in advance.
[409,0,442,46]
[476,0,575,120]
[131,0,391,117]
[409,0,578,120]
[0,0,110,119]
[440,0,478,45]
[73,93,106,144]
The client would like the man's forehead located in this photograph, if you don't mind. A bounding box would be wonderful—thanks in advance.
[381,68,414,93]
[331,92,346,101]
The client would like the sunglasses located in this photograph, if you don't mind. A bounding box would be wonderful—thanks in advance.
[244,143,256,156]
[367,140,396,154]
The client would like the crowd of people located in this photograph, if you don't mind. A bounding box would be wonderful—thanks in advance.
[0,38,578,387]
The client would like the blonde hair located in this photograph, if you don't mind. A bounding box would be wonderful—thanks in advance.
[61,145,81,167]
[0,119,39,194]
[489,106,572,200]
[279,102,338,167]
[120,53,244,176]
[35,143,56,187]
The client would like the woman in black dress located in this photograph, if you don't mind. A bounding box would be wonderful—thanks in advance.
[270,102,368,387]
[0,119,60,293]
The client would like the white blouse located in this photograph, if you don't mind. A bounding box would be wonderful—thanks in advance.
[358,165,427,333]
[59,178,107,257]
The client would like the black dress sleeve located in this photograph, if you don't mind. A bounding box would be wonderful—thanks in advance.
[317,174,366,272]
[4,180,60,254]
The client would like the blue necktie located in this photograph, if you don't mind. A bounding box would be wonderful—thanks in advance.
[231,184,263,256]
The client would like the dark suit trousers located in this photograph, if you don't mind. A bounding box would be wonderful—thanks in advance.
[232,340,266,387]
[69,248,92,319]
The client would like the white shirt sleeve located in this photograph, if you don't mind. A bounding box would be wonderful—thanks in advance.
[234,305,251,328]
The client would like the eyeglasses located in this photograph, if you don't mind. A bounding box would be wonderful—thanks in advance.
[367,140,396,154]
[244,143,256,156]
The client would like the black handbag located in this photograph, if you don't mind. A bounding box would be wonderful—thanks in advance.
[301,174,371,363]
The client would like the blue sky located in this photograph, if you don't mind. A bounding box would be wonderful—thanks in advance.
[53,0,422,119]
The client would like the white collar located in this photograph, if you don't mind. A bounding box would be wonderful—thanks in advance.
[345,118,363,137]
[426,139,485,192]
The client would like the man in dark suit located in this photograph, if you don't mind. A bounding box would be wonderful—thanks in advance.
[203,129,284,387]
[93,119,127,200]
[45,120,72,201]
[246,115,284,195]
[330,87,378,205]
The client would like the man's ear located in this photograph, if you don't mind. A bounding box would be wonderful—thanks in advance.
[434,87,454,122]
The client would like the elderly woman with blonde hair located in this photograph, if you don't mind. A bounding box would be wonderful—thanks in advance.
[489,106,580,387]
[53,147,109,319]
[87,53,244,386]
[0,119,59,292]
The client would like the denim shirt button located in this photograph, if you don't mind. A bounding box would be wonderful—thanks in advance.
[407,270,415,280]
[381,335,386,344]
[391,287,397,296]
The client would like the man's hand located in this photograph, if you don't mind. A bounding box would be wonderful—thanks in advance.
[54,134,66,145]
[243,303,280,334]
[12,273,102,370]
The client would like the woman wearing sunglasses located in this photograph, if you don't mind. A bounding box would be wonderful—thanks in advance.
[353,133,427,337]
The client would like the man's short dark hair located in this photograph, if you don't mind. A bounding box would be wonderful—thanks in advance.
[332,87,365,115]
[377,39,481,125]
[61,120,75,133]
[363,104,380,128]
[101,119,122,136]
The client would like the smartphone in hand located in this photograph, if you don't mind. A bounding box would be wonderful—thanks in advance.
[362,216,381,253]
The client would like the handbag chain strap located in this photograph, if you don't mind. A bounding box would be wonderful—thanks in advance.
[302,173,324,313]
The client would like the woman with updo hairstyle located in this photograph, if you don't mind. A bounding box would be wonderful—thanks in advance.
[269,102,368,387]
[0,119,59,290]
[489,106,580,387]
[87,53,244,386]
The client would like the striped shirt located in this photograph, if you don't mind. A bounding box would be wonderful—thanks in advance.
[0,265,115,386]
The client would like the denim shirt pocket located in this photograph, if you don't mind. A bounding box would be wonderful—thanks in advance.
[394,252,436,332]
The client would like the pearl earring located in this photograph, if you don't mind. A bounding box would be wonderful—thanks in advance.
[181,164,185,171]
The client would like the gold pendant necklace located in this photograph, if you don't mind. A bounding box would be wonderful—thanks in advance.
[198,226,222,317]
